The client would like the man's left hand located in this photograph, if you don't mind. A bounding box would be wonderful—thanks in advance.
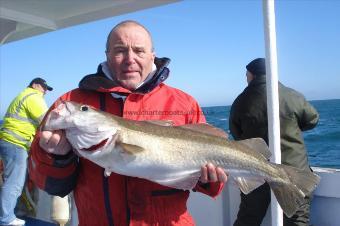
[200,163,228,183]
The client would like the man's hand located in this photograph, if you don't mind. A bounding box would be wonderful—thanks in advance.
[200,163,228,183]
[39,130,72,155]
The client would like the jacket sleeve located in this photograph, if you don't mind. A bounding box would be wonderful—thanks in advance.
[193,181,224,198]
[28,95,79,197]
[229,102,242,140]
[26,94,48,123]
[189,99,206,124]
[298,99,319,131]
[28,133,79,197]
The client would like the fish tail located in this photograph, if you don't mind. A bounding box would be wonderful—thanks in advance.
[268,164,320,217]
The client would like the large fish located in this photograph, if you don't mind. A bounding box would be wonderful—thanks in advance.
[44,101,320,217]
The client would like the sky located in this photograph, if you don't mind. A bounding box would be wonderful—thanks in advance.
[1,0,340,117]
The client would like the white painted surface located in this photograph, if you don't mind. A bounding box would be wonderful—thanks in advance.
[188,181,272,226]
[310,167,340,226]
[0,0,180,44]
[188,167,340,226]
[262,0,283,224]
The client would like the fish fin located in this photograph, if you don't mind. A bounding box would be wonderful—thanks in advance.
[118,142,145,155]
[179,123,228,139]
[234,177,265,194]
[239,138,271,159]
[154,171,201,190]
[268,164,320,217]
[145,120,174,126]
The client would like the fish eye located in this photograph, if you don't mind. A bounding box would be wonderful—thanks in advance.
[80,105,89,111]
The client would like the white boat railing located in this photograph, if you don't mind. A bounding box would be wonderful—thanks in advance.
[262,0,283,225]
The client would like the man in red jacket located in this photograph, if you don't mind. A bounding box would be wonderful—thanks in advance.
[29,20,228,226]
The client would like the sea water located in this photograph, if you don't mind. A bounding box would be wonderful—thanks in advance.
[202,99,340,169]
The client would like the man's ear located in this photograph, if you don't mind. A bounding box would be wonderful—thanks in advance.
[151,51,156,62]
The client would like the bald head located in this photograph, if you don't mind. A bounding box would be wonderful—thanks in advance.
[104,20,156,90]
[106,20,154,53]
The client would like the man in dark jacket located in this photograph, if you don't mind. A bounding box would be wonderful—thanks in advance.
[229,58,319,226]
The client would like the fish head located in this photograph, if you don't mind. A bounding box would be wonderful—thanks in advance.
[44,101,118,150]
[45,101,115,131]
[44,101,74,130]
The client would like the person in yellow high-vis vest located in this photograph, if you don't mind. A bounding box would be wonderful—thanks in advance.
[0,77,53,226]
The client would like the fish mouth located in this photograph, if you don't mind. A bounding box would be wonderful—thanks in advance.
[81,138,109,152]
[44,101,72,130]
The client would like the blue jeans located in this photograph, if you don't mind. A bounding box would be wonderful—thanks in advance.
[0,139,28,225]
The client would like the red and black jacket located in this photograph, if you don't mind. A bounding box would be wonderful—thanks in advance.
[29,57,224,226]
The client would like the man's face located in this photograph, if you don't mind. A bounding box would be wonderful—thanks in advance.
[246,71,254,84]
[32,83,47,95]
[106,24,155,90]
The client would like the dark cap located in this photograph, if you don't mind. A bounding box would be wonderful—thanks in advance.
[29,77,53,91]
[246,58,266,76]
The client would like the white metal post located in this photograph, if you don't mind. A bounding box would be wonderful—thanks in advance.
[262,0,283,226]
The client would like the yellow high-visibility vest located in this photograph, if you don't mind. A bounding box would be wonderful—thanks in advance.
[0,87,48,150]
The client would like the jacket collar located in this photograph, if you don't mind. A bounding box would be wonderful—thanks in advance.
[26,87,44,96]
[248,75,267,87]
[79,57,170,95]
[248,75,284,88]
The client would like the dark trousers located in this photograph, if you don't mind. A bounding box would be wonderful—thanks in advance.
[233,183,311,226]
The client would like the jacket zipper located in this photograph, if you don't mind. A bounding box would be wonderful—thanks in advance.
[103,172,114,226]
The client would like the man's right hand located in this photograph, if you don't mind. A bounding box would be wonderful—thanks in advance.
[39,130,72,155]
